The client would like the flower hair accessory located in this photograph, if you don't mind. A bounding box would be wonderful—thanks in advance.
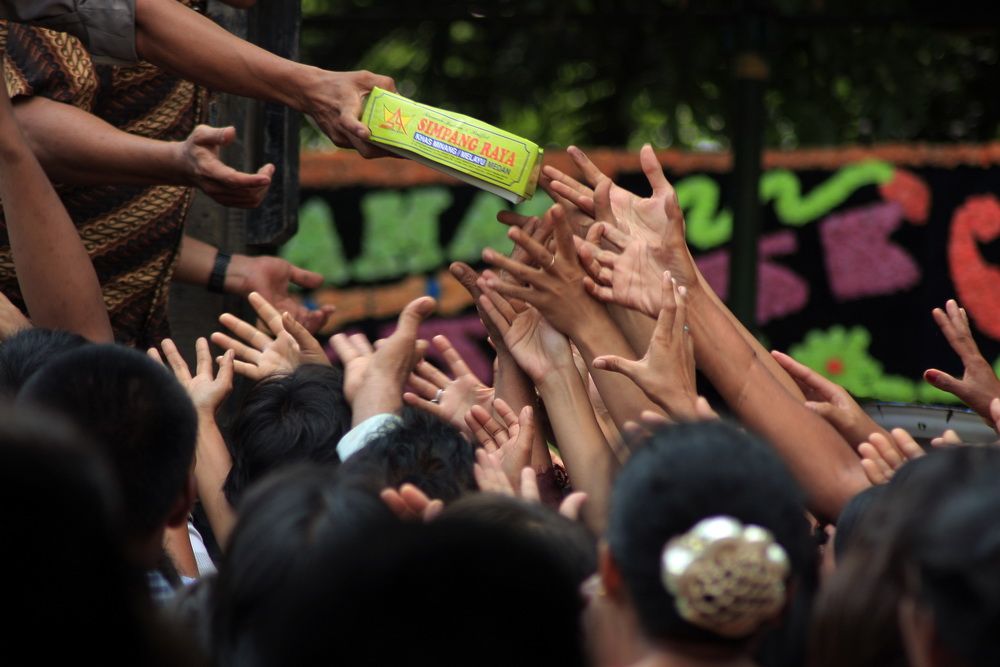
[660,516,790,638]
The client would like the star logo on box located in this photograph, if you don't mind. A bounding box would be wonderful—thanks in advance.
[379,105,411,135]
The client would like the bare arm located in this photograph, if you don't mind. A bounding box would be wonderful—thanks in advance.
[0,89,112,342]
[12,96,274,207]
[133,0,394,156]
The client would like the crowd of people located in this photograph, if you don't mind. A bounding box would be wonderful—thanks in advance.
[2,2,1000,667]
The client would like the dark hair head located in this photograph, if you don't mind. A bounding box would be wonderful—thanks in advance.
[0,327,88,397]
[255,514,587,667]
[809,446,1000,667]
[212,465,396,667]
[894,452,1000,667]
[832,484,887,561]
[441,493,598,585]
[224,364,350,505]
[0,402,184,664]
[607,420,813,650]
[339,407,476,503]
[18,344,197,538]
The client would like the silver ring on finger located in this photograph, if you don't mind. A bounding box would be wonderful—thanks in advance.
[431,388,444,404]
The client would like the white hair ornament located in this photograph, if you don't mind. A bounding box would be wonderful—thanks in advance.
[660,516,790,638]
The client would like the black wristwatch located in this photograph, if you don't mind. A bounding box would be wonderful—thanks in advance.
[207,250,231,293]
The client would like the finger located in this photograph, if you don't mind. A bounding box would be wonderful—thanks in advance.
[219,311,273,351]
[772,349,838,401]
[891,427,925,462]
[567,145,610,189]
[330,333,360,363]
[482,247,540,285]
[858,454,889,486]
[247,292,285,335]
[558,492,588,521]
[482,273,535,305]
[923,368,962,396]
[210,331,262,363]
[415,359,452,389]
[592,354,640,383]
[496,210,538,228]
[868,432,904,471]
[542,163,595,199]
[449,261,483,301]
[480,275,518,322]
[217,349,235,389]
[519,467,540,503]
[477,293,511,337]
[434,334,477,380]
[639,143,672,195]
[472,404,509,444]
[160,338,193,382]
[399,483,434,515]
[348,332,375,355]
[194,336,213,377]
[593,178,614,225]
[695,396,719,420]
[147,347,164,365]
[597,221,631,250]
[231,358,263,380]
[289,265,324,290]
[508,226,555,269]
[379,489,416,520]
[548,179,596,218]
[493,398,519,429]
[549,205,578,260]
[407,371,442,397]
[393,296,435,341]
[282,311,323,351]
[465,409,498,451]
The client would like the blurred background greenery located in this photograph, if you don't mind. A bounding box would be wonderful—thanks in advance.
[299,0,1000,151]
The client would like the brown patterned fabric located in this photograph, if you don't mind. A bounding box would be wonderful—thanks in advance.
[0,1,206,348]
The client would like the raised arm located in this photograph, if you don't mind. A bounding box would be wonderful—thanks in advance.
[0,88,112,342]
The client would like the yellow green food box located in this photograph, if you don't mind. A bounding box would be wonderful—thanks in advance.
[361,87,543,203]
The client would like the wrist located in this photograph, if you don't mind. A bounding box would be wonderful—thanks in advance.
[167,140,195,186]
[295,65,332,117]
[222,253,253,295]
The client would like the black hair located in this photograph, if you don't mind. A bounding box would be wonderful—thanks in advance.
[441,492,598,585]
[224,364,350,505]
[212,465,396,667]
[606,421,814,652]
[0,327,88,397]
[832,484,887,561]
[339,407,476,502]
[901,482,1000,667]
[254,514,587,667]
[18,344,197,538]
[809,446,1000,667]
[0,402,196,666]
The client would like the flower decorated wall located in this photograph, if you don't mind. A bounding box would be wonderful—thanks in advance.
[286,145,1000,403]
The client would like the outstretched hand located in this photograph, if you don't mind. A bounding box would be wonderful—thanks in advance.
[858,428,925,485]
[150,337,234,416]
[465,400,535,491]
[476,282,575,385]
[211,291,330,380]
[771,350,889,450]
[380,483,443,522]
[403,335,494,436]
[592,271,699,420]
[226,255,335,334]
[474,448,587,521]
[179,125,274,208]
[482,204,601,337]
[924,299,1000,424]
[336,296,436,425]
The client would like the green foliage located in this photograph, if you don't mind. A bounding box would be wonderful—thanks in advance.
[300,1,1000,150]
